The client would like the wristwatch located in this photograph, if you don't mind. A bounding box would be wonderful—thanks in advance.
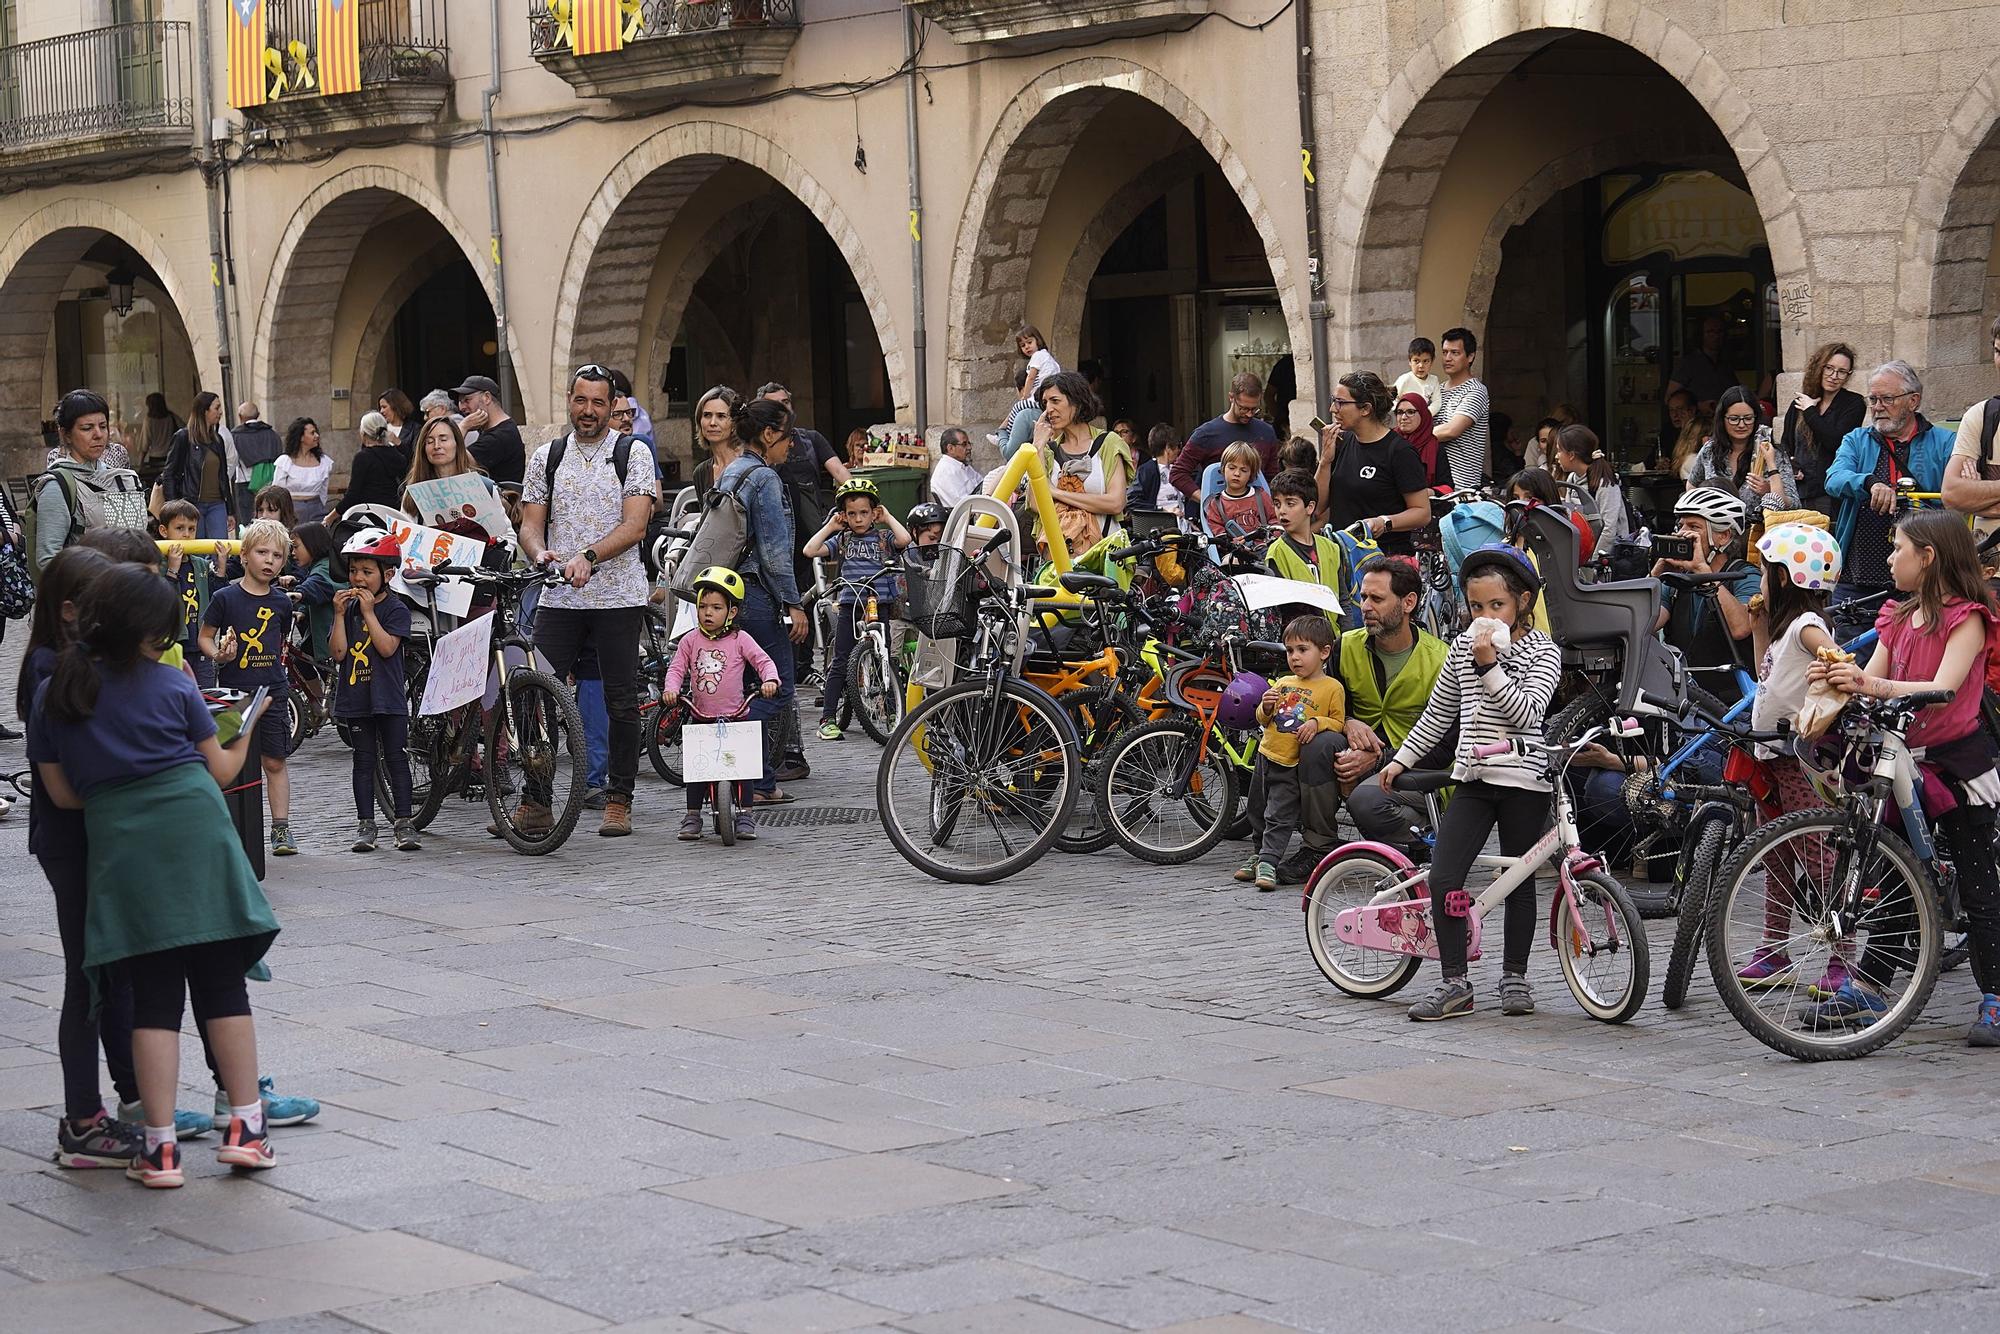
[581,547,600,566]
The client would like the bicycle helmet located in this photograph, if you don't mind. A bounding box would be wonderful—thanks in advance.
[342,532,403,567]
[1756,522,1842,592]
[691,566,747,605]
[835,477,880,503]
[1458,542,1542,598]
[907,500,947,531]
[1674,485,1747,535]
[1218,670,1269,731]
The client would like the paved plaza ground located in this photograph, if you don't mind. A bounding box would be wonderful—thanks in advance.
[2,666,1998,1332]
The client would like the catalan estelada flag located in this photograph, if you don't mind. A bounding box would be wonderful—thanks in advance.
[573,0,624,56]
[317,0,360,96]
[228,0,266,109]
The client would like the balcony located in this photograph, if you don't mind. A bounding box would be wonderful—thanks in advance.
[245,0,450,140]
[528,1,799,100]
[0,22,194,183]
[908,0,1209,51]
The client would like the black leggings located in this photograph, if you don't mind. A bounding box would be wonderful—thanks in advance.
[1427,780,1551,979]
[349,713,411,821]
[44,854,138,1120]
[125,942,253,1032]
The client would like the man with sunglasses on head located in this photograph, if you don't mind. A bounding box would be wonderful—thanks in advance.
[1826,360,1953,643]
[518,365,659,837]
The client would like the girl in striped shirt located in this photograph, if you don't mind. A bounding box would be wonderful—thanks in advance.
[1379,544,1563,1022]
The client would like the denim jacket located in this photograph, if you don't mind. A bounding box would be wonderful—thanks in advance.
[717,450,799,606]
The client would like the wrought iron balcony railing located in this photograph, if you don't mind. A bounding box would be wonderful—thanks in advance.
[527,0,799,58]
[0,20,194,155]
[255,0,449,102]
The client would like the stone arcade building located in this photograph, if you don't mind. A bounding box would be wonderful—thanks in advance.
[2,0,1995,487]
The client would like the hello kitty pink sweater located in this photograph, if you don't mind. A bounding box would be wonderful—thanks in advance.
[663,627,779,720]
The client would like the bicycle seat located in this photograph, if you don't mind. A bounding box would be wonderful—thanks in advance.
[1059,571,1122,597]
[1517,505,1676,715]
[1391,768,1455,795]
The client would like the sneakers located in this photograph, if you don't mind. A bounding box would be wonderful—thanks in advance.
[1252,859,1278,892]
[1736,946,1795,989]
[1276,849,1323,887]
[678,809,704,841]
[215,1118,276,1171]
[54,1110,141,1169]
[774,758,810,783]
[818,722,844,741]
[126,1140,184,1189]
[271,822,299,856]
[599,800,633,837]
[733,811,757,842]
[351,820,378,853]
[1807,957,1852,1001]
[119,1102,212,1139]
[1802,980,1889,1030]
[1971,994,2000,1048]
[1498,973,1536,1016]
[1233,850,1259,883]
[392,818,422,852]
[489,802,554,838]
[1408,976,1475,1021]
[212,1077,319,1128]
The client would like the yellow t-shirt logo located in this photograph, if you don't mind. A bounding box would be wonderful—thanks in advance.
[346,635,371,686]
[237,605,274,669]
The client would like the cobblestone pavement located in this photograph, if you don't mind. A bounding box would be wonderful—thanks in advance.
[2,665,1998,1332]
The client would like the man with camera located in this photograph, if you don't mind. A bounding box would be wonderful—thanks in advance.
[1650,486,1760,705]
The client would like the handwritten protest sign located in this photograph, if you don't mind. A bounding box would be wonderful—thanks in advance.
[405,475,515,546]
[418,612,494,716]
[384,517,487,617]
[681,719,764,784]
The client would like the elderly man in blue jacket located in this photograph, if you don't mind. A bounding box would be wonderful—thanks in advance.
[1825,360,1953,643]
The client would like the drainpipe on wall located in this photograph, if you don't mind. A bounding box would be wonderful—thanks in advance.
[1295,0,1331,418]
[902,4,929,433]
[483,0,516,414]
[193,0,236,406]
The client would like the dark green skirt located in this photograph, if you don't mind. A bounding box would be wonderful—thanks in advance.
[83,762,278,983]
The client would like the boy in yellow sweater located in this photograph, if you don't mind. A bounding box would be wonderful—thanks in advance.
[1239,613,1346,890]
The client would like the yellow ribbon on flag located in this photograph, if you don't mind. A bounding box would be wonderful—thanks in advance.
[288,40,316,91]
[262,48,288,99]
[550,0,577,49]
[621,0,643,41]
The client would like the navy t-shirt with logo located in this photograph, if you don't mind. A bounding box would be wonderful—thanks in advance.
[333,594,412,718]
[202,583,293,690]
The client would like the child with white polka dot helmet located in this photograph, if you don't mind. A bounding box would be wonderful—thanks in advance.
[1733,519,1851,994]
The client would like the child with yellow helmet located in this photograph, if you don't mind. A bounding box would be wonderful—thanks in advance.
[661,566,780,842]
[804,478,910,740]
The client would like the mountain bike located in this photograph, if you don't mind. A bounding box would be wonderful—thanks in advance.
[877,529,1079,883]
[400,564,586,855]
[1303,720,1651,1022]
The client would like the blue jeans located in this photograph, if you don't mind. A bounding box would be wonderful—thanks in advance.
[739,585,796,795]
[577,678,609,791]
[197,500,230,541]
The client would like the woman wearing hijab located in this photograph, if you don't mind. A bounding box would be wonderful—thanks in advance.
[1393,392,1443,486]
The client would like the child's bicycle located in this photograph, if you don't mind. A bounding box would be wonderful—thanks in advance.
[399,563,586,855]
[1303,718,1652,1022]
[675,697,759,846]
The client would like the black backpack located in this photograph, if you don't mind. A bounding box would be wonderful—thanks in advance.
[543,435,674,580]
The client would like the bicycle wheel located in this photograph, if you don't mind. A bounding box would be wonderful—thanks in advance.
[849,630,906,745]
[408,708,458,830]
[1303,849,1425,999]
[1053,685,1142,855]
[1662,815,1728,1009]
[484,669,587,855]
[1096,718,1236,866]
[1706,810,1940,1060]
[647,704,685,785]
[1555,868,1649,1023]
[286,692,310,754]
[716,779,736,847]
[877,677,1078,884]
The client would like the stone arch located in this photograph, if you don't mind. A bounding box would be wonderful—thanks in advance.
[1901,66,2000,405]
[554,121,907,425]
[251,164,529,430]
[946,58,1302,431]
[351,235,465,425]
[644,193,785,393]
[1330,2,1802,371]
[0,202,213,471]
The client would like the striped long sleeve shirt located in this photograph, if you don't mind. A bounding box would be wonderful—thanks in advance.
[1391,627,1563,791]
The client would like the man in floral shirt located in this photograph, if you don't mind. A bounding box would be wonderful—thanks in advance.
[520,365,658,836]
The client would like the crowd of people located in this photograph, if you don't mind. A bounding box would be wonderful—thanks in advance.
[15,306,2000,1193]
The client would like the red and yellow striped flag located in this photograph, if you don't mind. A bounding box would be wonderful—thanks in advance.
[573,0,624,56]
[227,0,266,109]
[318,0,360,95]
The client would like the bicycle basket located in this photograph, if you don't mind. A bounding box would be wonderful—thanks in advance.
[904,546,974,639]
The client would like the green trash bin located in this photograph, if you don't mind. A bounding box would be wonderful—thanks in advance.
[854,465,928,523]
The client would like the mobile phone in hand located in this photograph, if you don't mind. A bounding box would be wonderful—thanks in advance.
[1310,417,1330,434]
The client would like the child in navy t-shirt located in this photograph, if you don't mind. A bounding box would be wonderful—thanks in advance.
[200,519,297,856]
[330,534,418,854]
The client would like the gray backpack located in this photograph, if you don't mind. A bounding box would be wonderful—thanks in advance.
[668,460,776,603]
